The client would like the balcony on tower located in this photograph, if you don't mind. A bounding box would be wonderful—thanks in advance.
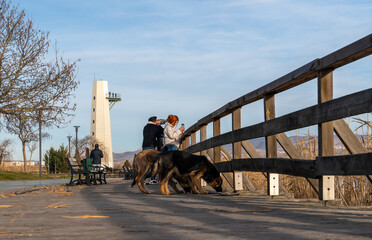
[106,92,122,110]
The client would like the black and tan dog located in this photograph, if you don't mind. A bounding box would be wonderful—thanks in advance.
[131,149,223,195]
[157,151,223,195]
[131,149,187,194]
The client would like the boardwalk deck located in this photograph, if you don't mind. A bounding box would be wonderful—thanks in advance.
[0,180,371,239]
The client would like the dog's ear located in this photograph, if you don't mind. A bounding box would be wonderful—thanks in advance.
[210,176,222,188]
[214,176,223,187]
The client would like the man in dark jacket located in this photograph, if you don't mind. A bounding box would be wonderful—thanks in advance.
[90,144,104,164]
[142,116,163,150]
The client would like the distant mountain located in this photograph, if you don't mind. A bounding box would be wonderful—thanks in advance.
[113,150,141,164]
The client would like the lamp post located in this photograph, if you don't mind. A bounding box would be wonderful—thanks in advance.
[39,110,42,178]
[73,126,80,159]
[67,135,72,158]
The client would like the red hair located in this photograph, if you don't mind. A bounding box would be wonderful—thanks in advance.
[166,115,179,126]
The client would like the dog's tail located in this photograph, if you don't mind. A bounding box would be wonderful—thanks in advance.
[131,154,138,187]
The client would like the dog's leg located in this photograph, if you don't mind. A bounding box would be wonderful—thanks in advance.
[159,169,175,195]
[168,178,183,193]
[190,171,207,194]
[137,166,152,194]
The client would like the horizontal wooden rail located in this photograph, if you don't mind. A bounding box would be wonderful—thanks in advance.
[214,152,372,178]
[182,33,372,137]
[185,88,372,153]
[315,152,372,176]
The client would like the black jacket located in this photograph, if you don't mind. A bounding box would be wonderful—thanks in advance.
[142,123,163,149]
[90,147,103,164]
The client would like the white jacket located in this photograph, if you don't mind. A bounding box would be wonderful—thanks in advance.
[164,122,182,147]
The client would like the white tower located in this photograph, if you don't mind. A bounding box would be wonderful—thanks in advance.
[90,80,121,168]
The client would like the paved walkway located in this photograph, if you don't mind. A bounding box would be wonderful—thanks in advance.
[0,180,371,239]
[0,179,70,193]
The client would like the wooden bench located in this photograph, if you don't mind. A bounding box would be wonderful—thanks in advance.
[123,166,134,180]
[65,158,94,186]
[82,158,107,184]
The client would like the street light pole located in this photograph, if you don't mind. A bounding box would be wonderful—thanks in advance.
[39,110,42,178]
[73,126,80,159]
[67,135,72,158]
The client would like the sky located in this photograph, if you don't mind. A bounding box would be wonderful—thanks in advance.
[3,0,372,160]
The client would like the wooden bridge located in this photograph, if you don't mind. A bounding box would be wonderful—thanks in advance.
[179,34,372,201]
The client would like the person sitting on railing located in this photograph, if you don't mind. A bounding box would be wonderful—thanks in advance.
[163,114,185,151]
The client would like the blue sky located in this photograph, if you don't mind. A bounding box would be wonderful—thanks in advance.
[4,0,372,160]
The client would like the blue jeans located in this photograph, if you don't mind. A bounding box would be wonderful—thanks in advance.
[142,147,155,150]
[166,145,178,151]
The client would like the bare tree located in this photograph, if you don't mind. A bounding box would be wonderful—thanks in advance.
[0,139,12,165]
[0,0,79,122]
[4,113,49,171]
[0,1,79,170]
[27,142,37,164]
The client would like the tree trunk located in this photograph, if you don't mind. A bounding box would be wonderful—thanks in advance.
[22,141,27,172]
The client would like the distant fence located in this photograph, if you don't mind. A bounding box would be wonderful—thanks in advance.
[180,34,372,201]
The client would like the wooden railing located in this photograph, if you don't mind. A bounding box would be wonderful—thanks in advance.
[180,33,372,200]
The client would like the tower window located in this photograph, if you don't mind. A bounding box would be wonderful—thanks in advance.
[92,132,94,136]
[93,108,95,112]
[93,96,96,100]
[93,120,95,124]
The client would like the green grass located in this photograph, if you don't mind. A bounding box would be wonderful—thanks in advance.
[0,171,70,181]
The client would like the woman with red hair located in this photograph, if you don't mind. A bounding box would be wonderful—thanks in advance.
[163,114,185,151]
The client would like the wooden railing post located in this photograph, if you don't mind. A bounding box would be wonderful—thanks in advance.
[213,119,221,163]
[318,68,335,201]
[232,108,243,191]
[185,136,191,149]
[191,132,196,147]
[200,125,207,157]
[264,94,279,196]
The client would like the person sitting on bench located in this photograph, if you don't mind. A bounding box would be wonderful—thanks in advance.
[90,143,104,171]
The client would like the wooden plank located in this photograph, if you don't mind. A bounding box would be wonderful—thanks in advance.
[231,158,316,178]
[315,153,372,176]
[264,94,279,196]
[191,132,196,146]
[181,34,372,139]
[318,69,335,201]
[317,33,372,70]
[206,149,234,189]
[242,140,267,180]
[232,108,243,191]
[216,154,372,178]
[232,108,242,159]
[214,161,232,172]
[333,119,366,154]
[333,119,372,185]
[213,119,221,163]
[242,140,262,158]
[221,146,256,191]
[276,133,302,159]
[200,125,207,156]
[185,136,190,149]
[276,133,319,195]
[184,88,372,154]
